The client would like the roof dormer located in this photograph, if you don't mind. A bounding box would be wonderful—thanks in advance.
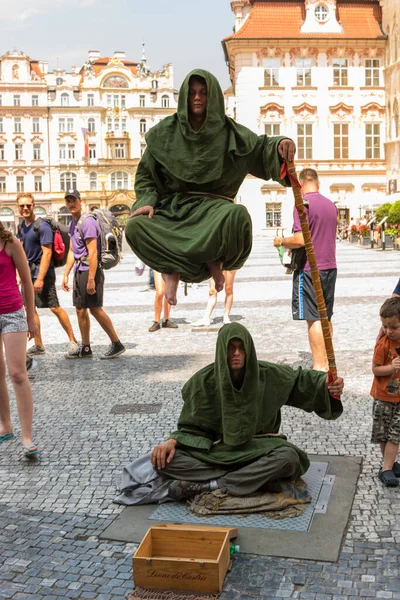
[301,0,343,34]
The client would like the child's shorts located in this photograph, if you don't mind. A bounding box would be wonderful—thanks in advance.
[371,399,400,444]
[0,308,27,335]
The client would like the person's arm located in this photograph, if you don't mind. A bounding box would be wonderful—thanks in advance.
[273,231,304,250]
[34,244,52,292]
[247,135,296,186]
[283,365,344,417]
[62,246,75,292]
[151,439,182,470]
[10,238,38,339]
[372,359,400,377]
[85,238,98,295]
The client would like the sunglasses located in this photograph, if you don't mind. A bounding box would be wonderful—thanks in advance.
[19,204,33,209]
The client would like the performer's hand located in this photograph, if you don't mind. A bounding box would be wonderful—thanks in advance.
[273,236,283,248]
[130,205,154,219]
[327,376,344,398]
[278,139,296,162]
[151,439,178,470]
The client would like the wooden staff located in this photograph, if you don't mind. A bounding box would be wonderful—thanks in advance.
[285,161,337,378]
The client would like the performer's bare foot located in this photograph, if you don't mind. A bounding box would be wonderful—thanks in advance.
[162,271,180,305]
[207,262,225,292]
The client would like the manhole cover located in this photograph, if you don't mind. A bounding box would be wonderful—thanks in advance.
[110,403,162,415]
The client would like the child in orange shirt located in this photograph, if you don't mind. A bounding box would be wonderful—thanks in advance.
[371,297,400,487]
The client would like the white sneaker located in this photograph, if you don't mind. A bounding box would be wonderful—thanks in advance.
[192,318,211,327]
[69,341,79,354]
[223,315,231,324]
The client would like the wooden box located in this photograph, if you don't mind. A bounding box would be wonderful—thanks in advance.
[133,524,238,594]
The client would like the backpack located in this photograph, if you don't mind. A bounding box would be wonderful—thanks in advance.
[77,209,123,270]
[17,217,70,268]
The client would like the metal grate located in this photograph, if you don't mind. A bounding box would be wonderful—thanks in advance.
[110,403,162,415]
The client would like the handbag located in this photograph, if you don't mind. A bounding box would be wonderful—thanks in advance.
[289,246,307,272]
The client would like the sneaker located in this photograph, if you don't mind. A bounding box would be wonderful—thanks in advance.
[27,344,45,355]
[162,319,178,329]
[100,341,126,360]
[26,356,33,371]
[65,344,93,359]
[378,469,399,487]
[192,318,211,327]
[168,480,211,501]
[69,341,79,355]
[148,321,161,332]
[223,315,231,325]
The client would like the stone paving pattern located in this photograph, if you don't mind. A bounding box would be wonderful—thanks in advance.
[1,236,400,599]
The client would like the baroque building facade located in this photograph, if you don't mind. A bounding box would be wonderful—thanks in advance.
[380,0,400,202]
[0,48,177,230]
[223,0,387,232]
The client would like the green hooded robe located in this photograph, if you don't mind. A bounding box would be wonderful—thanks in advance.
[125,69,291,283]
[169,323,343,475]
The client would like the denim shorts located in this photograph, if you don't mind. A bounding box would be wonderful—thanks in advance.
[0,308,28,335]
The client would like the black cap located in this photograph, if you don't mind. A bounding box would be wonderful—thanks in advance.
[64,189,81,200]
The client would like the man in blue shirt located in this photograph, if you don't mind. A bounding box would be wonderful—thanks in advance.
[17,193,78,357]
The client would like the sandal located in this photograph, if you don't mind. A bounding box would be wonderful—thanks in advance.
[0,433,14,443]
[23,444,39,458]
[378,469,399,487]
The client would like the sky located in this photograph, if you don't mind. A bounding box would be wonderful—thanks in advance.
[0,0,234,89]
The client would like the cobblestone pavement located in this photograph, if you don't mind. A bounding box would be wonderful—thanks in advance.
[1,236,400,600]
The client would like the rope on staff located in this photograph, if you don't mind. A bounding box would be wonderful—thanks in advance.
[282,161,337,379]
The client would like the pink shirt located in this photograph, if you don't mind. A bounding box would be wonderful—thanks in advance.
[0,245,23,315]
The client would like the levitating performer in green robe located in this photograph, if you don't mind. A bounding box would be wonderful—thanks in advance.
[151,323,344,500]
[125,69,296,305]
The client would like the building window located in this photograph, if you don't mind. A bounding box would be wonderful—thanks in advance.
[56,77,64,86]
[394,100,399,139]
[32,118,40,133]
[16,176,24,192]
[111,171,129,190]
[140,143,146,157]
[0,177,6,192]
[89,172,97,191]
[365,123,381,159]
[61,93,69,107]
[297,123,313,159]
[113,95,120,108]
[60,172,77,192]
[365,59,380,86]
[32,95,39,106]
[33,144,41,160]
[263,59,280,87]
[89,144,96,159]
[265,202,281,228]
[0,118,3,133]
[296,59,312,86]
[34,175,42,192]
[121,95,126,109]
[333,123,349,159]
[314,5,329,22]
[59,144,66,160]
[139,95,146,107]
[122,118,127,132]
[333,58,348,86]
[114,120,120,134]
[87,94,94,107]
[14,118,22,133]
[140,119,147,133]
[15,144,23,160]
[0,145,4,160]
[264,123,281,136]
[114,143,126,159]
[13,95,21,106]
[107,118,113,132]
[68,144,75,160]
[88,118,96,133]
[0,95,2,106]
[161,95,170,108]
[58,118,65,133]
[67,118,74,132]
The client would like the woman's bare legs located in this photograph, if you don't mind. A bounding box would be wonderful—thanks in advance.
[2,331,34,448]
[154,272,166,322]
[223,270,237,324]
[162,272,180,306]
[193,278,217,327]
[0,333,13,437]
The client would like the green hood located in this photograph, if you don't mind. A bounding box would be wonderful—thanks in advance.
[145,69,259,184]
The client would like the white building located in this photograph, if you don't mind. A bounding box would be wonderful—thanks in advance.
[223,0,387,232]
[0,48,177,230]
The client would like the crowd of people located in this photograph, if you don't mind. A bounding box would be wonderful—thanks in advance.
[0,69,398,495]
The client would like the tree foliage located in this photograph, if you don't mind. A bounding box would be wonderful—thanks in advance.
[375,202,392,223]
[388,201,400,226]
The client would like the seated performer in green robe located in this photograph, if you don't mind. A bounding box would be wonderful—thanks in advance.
[125,69,296,305]
[151,323,344,500]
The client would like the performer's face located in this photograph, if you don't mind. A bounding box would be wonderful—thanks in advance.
[227,338,246,373]
[188,78,208,119]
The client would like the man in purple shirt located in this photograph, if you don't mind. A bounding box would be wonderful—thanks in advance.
[62,190,125,359]
[274,168,338,371]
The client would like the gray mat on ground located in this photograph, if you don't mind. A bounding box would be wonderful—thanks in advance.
[101,455,361,562]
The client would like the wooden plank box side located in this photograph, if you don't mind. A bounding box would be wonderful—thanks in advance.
[133,526,235,594]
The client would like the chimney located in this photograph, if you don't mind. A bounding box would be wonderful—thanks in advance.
[113,50,126,60]
[88,50,100,61]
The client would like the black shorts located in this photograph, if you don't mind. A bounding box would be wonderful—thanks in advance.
[292,269,337,322]
[73,268,104,309]
[22,274,60,309]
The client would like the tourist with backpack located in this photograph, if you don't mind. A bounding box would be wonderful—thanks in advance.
[62,190,125,359]
[16,193,78,358]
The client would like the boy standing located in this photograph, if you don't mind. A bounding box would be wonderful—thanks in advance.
[371,297,400,487]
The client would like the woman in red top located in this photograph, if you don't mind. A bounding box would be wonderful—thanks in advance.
[0,221,38,457]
